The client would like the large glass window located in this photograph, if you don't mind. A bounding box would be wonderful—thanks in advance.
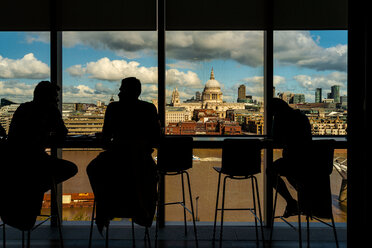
[165,31,264,135]
[61,31,158,220]
[274,31,348,136]
[0,32,50,134]
[272,30,348,222]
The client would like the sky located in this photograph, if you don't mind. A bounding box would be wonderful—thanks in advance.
[0,30,347,104]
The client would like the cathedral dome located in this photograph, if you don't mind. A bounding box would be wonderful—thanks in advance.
[205,79,220,88]
[202,68,223,104]
[204,68,221,88]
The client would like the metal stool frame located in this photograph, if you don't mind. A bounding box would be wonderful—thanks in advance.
[212,172,265,248]
[88,199,151,248]
[1,179,64,248]
[269,174,339,248]
[155,169,198,248]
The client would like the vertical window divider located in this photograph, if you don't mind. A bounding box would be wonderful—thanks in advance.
[157,0,166,228]
[50,0,63,226]
[264,0,274,227]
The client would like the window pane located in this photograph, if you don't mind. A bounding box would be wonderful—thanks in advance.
[0,31,51,220]
[165,31,264,135]
[61,31,157,220]
[0,31,50,134]
[273,30,347,136]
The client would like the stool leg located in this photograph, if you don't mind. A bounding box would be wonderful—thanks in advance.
[131,219,135,248]
[251,177,259,247]
[269,175,280,247]
[253,176,265,248]
[105,222,109,248]
[185,171,198,248]
[2,223,5,248]
[213,172,222,244]
[306,215,310,248]
[155,175,161,248]
[88,199,96,248]
[27,230,30,248]
[297,191,303,248]
[51,179,64,248]
[181,172,187,235]
[145,227,151,248]
[22,231,25,248]
[219,176,228,247]
[331,215,339,248]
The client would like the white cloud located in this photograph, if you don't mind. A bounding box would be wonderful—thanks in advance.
[66,57,158,83]
[0,81,35,96]
[62,31,264,67]
[62,31,157,58]
[29,31,347,72]
[166,69,202,88]
[293,72,347,91]
[167,31,264,67]
[25,32,50,44]
[242,75,286,86]
[66,65,86,77]
[67,57,203,89]
[63,84,111,103]
[0,80,36,103]
[0,53,50,79]
[274,31,347,71]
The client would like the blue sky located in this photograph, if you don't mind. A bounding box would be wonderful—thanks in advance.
[0,31,347,104]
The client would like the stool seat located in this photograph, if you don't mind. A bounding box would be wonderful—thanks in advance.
[213,139,265,248]
[155,136,198,248]
[269,139,339,248]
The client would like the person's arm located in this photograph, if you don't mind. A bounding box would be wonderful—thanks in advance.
[148,104,161,146]
[49,105,68,145]
[101,103,114,148]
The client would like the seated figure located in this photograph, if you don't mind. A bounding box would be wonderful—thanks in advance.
[267,98,312,217]
[87,77,161,232]
[0,81,78,230]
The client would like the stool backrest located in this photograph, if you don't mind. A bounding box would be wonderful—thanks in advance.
[222,139,262,176]
[157,136,193,172]
[299,139,335,218]
[309,139,335,175]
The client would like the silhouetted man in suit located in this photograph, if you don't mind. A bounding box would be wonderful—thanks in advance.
[267,98,312,217]
[1,81,78,230]
[87,77,160,232]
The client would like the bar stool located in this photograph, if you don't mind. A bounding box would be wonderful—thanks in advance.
[1,178,64,248]
[155,136,198,248]
[269,139,339,248]
[213,138,265,247]
[88,199,151,248]
[1,219,5,248]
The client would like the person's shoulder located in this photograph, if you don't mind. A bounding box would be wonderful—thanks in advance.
[108,101,120,107]
[106,101,120,110]
[138,100,157,110]
[14,101,31,112]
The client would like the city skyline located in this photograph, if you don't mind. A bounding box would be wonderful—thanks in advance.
[1,31,347,104]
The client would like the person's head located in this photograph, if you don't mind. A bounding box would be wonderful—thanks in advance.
[33,81,60,105]
[271,98,292,116]
[118,77,142,101]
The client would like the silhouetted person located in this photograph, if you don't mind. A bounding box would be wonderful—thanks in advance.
[87,77,160,233]
[267,98,312,217]
[0,81,78,230]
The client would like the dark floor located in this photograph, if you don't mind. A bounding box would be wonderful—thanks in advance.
[1,221,346,248]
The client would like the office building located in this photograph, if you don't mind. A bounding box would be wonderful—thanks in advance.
[315,88,322,103]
